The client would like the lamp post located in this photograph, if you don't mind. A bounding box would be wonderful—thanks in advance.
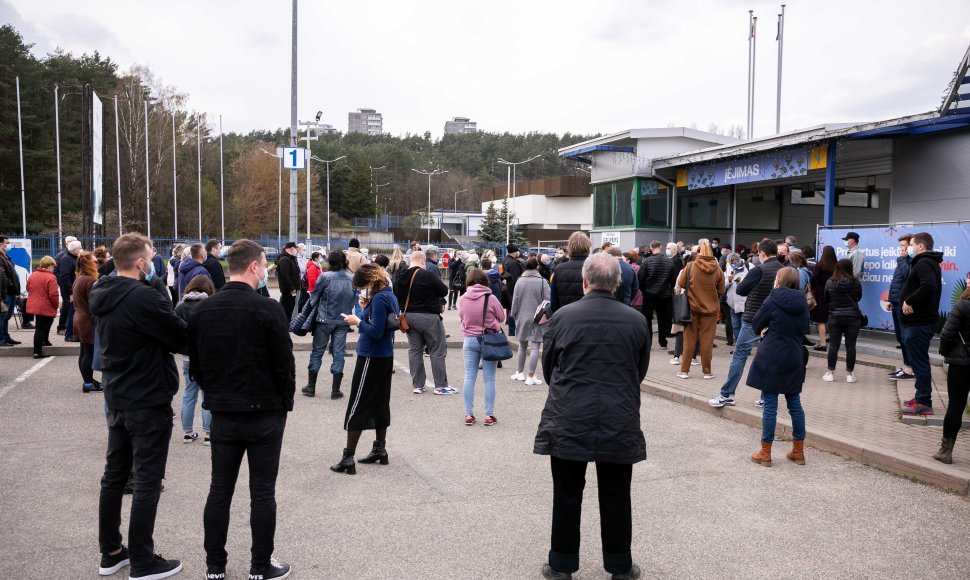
[259,148,284,249]
[453,188,468,212]
[497,155,541,247]
[311,154,346,252]
[219,114,225,241]
[172,110,178,239]
[369,165,386,222]
[144,99,152,239]
[196,113,203,240]
[300,112,322,247]
[375,181,390,225]
[411,168,447,244]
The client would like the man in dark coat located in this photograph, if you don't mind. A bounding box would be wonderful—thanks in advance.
[549,232,591,313]
[177,244,211,298]
[888,234,913,378]
[900,231,944,416]
[639,241,675,349]
[53,235,76,334]
[189,240,295,580]
[203,239,227,290]
[502,244,525,335]
[57,239,81,341]
[535,252,649,580]
[276,242,301,322]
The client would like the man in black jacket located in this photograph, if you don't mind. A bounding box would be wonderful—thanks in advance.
[900,231,944,416]
[0,236,22,346]
[394,250,453,395]
[276,242,300,322]
[639,240,675,349]
[202,239,227,290]
[550,231,591,313]
[57,239,82,341]
[89,232,187,580]
[52,235,76,334]
[189,239,295,580]
[535,252,649,580]
[503,244,525,335]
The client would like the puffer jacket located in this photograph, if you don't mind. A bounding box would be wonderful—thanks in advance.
[888,255,911,306]
[675,255,725,316]
[638,252,675,298]
[825,278,863,322]
[25,269,59,317]
[549,254,587,312]
[940,299,970,365]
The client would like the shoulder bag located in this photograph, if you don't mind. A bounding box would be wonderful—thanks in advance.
[479,292,513,361]
[534,278,552,326]
[672,264,693,325]
[288,297,317,336]
[399,269,419,333]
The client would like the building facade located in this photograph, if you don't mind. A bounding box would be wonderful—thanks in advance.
[444,117,477,135]
[480,176,594,246]
[348,108,383,135]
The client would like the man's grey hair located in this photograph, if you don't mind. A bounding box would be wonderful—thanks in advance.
[64,235,77,247]
[582,252,621,292]
[666,242,677,252]
[67,240,82,253]
[606,246,623,258]
[424,246,438,258]
[785,235,798,246]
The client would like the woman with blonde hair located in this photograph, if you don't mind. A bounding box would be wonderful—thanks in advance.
[25,256,60,359]
[72,251,101,392]
[330,263,401,475]
[674,242,725,379]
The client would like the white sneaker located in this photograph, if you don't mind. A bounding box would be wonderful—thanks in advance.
[525,376,542,385]
[709,394,736,408]
[703,374,715,380]
[823,372,834,382]
[690,360,699,366]
[669,357,680,365]
[676,372,690,379]
[510,372,526,381]
[755,399,765,408]
[846,374,857,383]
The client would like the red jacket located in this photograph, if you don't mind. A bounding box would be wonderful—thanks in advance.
[307,261,322,293]
[26,269,60,317]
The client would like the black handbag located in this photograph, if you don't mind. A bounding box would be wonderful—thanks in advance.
[478,292,513,361]
[288,296,317,336]
[672,265,693,324]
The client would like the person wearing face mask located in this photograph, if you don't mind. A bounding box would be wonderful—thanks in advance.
[202,239,227,290]
[177,243,211,299]
[723,254,749,345]
[303,251,355,399]
[306,251,323,293]
[276,242,301,322]
[842,232,865,278]
[899,232,944,416]
[88,232,188,580]
[187,239,295,580]
[538,253,554,281]
[640,241,676,350]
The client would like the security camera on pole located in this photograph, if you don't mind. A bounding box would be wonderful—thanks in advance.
[497,155,541,247]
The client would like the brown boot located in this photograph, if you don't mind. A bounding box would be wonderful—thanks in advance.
[786,440,806,465]
[751,441,772,466]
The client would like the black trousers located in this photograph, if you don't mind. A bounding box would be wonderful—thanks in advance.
[57,287,69,331]
[944,364,970,439]
[448,288,464,309]
[99,406,173,571]
[279,292,295,323]
[641,295,672,348]
[827,317,861,372]
[549,456,633,575]
[720,301,734,344]
[298,288,310,312]
[204,411,287,568]
[79,343,94,383]
[32,315,53,355]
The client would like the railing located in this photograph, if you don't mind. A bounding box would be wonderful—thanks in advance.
[352,216,402,230]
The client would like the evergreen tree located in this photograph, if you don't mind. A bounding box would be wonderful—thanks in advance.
[499,199,527,247]
[478,202,503,243]
[337,161,376,220]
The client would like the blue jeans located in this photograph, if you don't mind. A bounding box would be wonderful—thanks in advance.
[65,301,75,340]
[720,321,761,397]
[182,359,211,434]
[761,393,805,443]
[891,306,910,366]
[902,323,936,405]
[730,311,743,342]
[462,336,496,416]
[308,322,349,375]
[0,295,15,340]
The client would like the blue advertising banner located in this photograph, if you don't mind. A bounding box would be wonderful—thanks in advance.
[818,224,970,330]
[686,147,810,190]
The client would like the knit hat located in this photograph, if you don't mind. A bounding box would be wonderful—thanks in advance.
[506,243,520,254]
[349,238,360,248]
[284,242,297,249]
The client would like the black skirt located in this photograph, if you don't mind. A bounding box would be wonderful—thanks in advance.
[343,355,394,431]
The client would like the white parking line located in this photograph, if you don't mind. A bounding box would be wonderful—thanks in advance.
[0,356,55,400]
[393,359,434,390]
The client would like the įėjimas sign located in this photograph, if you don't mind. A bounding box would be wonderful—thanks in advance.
[681,146,821,190]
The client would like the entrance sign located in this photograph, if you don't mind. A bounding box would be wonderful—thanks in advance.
[685,146,814,190]
[92,91,104,225]
[818,223,970,329]
[281,147,306,170]
[602,232,620,246]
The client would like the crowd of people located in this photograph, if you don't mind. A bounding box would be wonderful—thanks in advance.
[1,224,966,580]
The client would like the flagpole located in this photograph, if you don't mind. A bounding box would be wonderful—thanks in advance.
[776,5,786,134]
[115,96,122,235]
[16,77,27,237]
[751,15,758,139]
[172,111,178,239]
[197,113,203,241]
[747,10,753,139]
[144,99,151,240]
[55,85,63,241]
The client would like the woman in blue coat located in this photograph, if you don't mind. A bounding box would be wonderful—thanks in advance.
[746,268,810,467]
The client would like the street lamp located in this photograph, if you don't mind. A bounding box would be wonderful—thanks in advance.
[260,148,284,249]
[497,154,542,247]
[311,154,346,252]
[452,188,468,212]
[370,165,386,222]
[411,167,448,243]
[375,181,390,225]
[300,114,323,248]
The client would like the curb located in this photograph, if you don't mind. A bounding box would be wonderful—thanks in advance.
[640,378,970,496]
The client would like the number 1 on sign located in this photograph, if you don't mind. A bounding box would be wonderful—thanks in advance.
[289,149,297,167]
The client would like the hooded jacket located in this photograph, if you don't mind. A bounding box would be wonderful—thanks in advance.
[940,299,970,366]
[346,247,366,274]
[485,268,504,300]
[89,276,187,410]
[746,286,810,395]
[202,254,226,289]
[900,251,944,327]
[458,283,505,337]
[675,255,725,316]
[824,278,863,322]
[26,269,59,317]
[178,258,210,297]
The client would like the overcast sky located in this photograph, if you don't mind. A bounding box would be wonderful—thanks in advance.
[4,0,970,139]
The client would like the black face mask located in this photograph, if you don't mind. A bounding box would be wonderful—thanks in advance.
[778,255,787,264]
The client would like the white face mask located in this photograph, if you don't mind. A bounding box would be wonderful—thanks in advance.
[359,287,371,301]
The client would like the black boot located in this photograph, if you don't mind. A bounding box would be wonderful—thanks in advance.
[329,448,356,475]
[358,440,388,465]
[302,371,318,397]
[331,372,344,399]
[933,437,955,464]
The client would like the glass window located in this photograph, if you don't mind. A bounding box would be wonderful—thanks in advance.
[737,187,781,230]
[837,177,869,207]
[677,189,731,229]
[640,180,669,227]
[790,183,825,205]
[593,184,612,228]
[613,179,635,227]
